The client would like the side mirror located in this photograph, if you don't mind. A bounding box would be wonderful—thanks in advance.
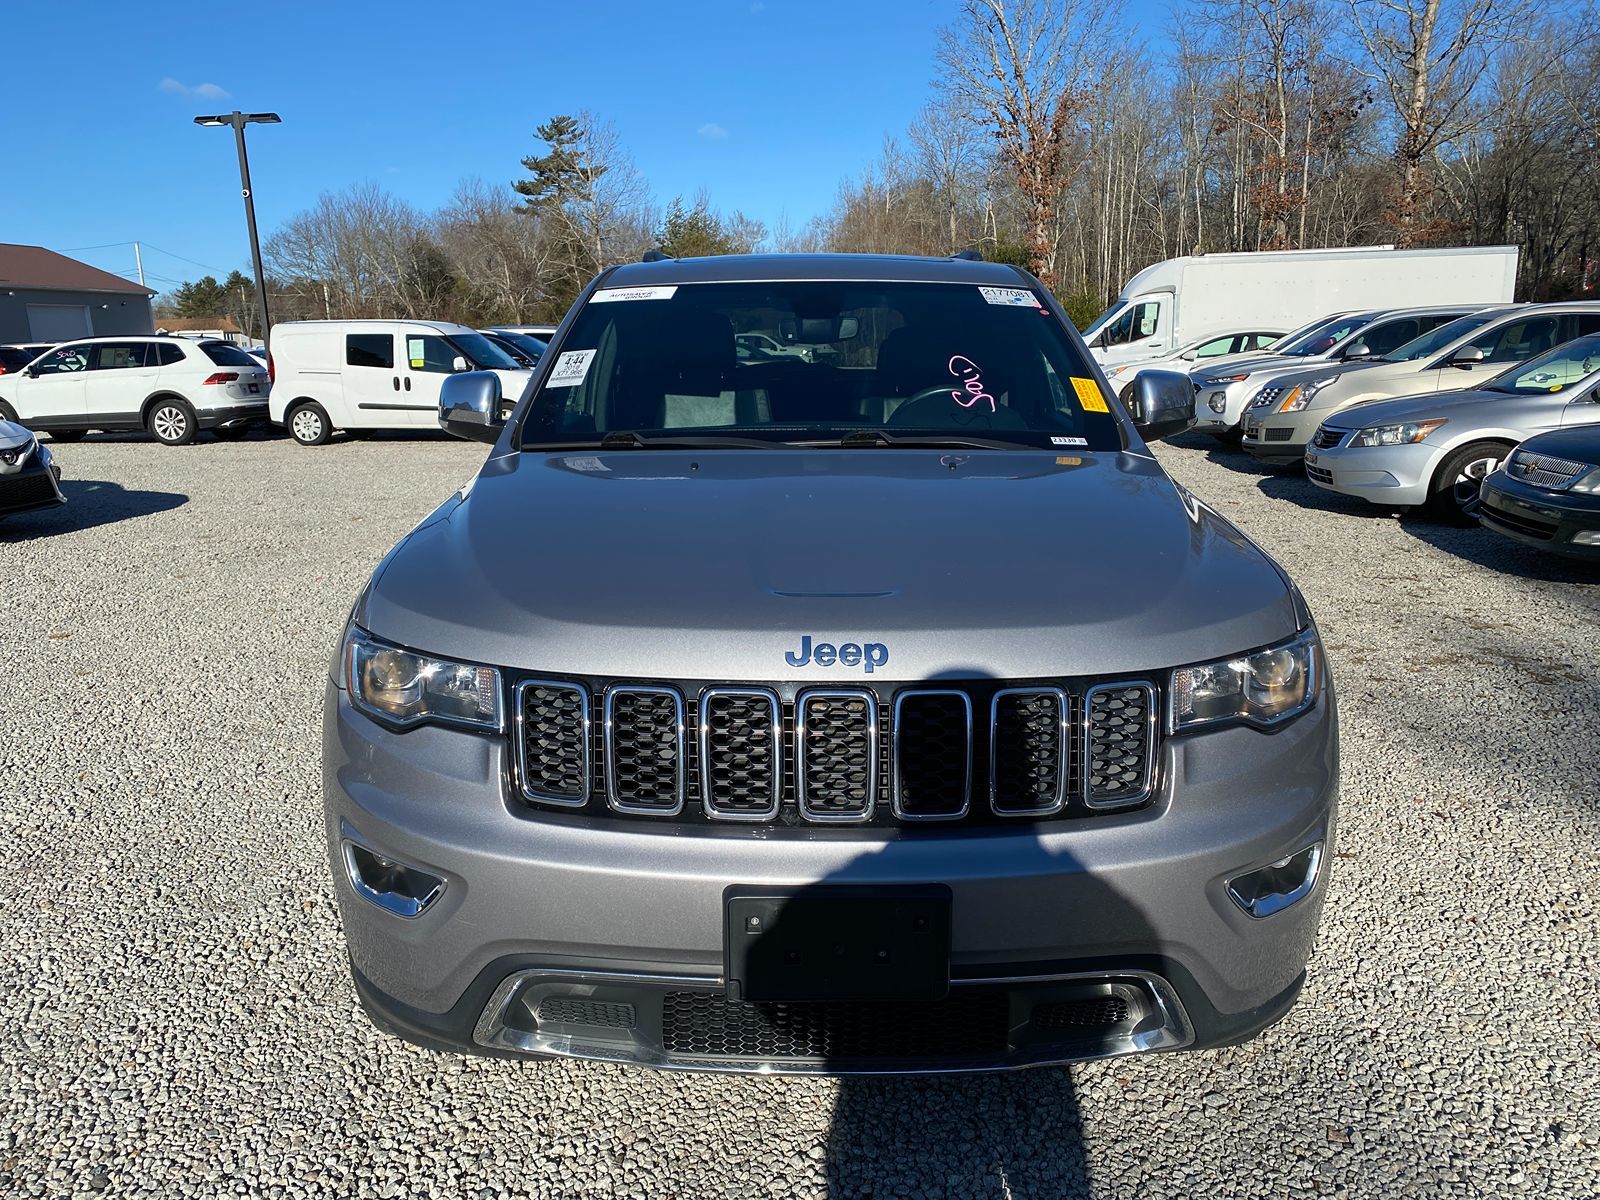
[1451,346,1485,368]
[1342,340,1371,360]
[24,366,38,378]
[451,355,470,373]
[439,370,504,444]
[1125,369,1194,442]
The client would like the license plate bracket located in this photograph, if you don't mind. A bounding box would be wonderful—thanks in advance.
[724,885,952,1003]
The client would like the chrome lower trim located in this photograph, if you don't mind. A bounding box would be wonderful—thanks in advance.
[1227,841,1325,919]
[341,839,444,919]
[472,966,1195,1075]
[698,688,782,822]
[514,679,591,807]
[796,689,878,823]
[604,685,686,816]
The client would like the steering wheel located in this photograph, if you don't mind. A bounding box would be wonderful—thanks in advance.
[886,385,1030,430]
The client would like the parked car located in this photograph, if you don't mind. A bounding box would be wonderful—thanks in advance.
[1193,307,1490,440]
[1241,303,1600,464]
[1102,327,1284,393]
[0,336,268,446]
[1303,333,1600,518]
[0,415,64,521]
[1083,244,1518,371]
[479,329,547,368]
[267,320,534,446]
[1,344,49,375]
[735,330,815,362]
[1474,425,1600,558]
[325,251,1337,1075]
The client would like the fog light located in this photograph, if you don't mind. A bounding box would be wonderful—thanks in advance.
[343,841,445,918]
[1571,530,1600,546]
[1225,843,1322,919]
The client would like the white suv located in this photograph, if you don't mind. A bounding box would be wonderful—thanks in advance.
[0,336,268,446]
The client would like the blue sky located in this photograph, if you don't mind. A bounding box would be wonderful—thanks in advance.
[0,0,1161,298]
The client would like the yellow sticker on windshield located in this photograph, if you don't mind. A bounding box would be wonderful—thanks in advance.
[1071,377,1109,413]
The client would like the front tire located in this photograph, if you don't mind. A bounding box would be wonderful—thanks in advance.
[147,398,197,446]
[287,402,332,446]
[1427,440,1510,521]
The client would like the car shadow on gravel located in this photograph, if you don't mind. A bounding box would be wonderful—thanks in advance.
[0,479,187,539]
[1163,430,1296,479]
[1398,518,1600,594]
[1253,471,1404,518]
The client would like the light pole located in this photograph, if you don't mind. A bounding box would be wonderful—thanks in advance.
[194,110,280,344]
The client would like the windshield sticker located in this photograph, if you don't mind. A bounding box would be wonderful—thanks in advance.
[590,285,679,303]
[1070,377,1110,413]
[1051,436,1088,446]
[546,349,596,388]
[978,286,1035,307]
[947,355,997,412]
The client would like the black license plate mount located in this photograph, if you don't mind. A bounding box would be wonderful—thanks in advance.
[724,885,952,1003]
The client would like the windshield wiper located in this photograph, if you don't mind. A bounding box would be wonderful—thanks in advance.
[836,429,1037,451]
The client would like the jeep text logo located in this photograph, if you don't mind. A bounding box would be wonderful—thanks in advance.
[784,635,889,674]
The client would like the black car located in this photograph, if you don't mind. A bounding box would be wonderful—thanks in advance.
[0,415,64,521]
[0,344,45,376]
[1475,425,1600,559]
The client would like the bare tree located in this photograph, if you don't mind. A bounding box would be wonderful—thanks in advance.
[936,0,1119,287]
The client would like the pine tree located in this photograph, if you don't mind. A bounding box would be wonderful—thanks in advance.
[513,115,602,214]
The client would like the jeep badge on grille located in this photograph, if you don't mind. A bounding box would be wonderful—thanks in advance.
[784,636,889,673]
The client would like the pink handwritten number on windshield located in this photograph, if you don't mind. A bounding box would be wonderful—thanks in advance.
[947,355,996,412]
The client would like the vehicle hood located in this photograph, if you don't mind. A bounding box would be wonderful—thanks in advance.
[0,418,30,450]
[1323,387,1522,431]
[1512,423,1600,464]
[357,449,1303,682]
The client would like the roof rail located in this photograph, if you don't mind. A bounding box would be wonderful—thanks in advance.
[950,249,983,262]
[641,248,674,263]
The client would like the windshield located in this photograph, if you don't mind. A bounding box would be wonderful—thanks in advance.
[493,330,547,361]
[521,280,1124,451]
[1485,334,1600,395]
[451,331,520,371]
[1381,313,1496,362]
[1276,312,1377,357]
[1081,301,1121,340]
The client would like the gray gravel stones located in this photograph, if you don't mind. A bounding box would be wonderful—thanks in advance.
[1,429,1596,1198]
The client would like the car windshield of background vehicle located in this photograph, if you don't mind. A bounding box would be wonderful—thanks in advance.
[1280,312,1377,356]
[520,280,1125,451]
[1382,313,1496,362]
[451,331,520,371]
[1485,334,1600,395]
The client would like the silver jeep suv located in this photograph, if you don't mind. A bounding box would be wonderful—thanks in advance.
[324,253,1339,1074]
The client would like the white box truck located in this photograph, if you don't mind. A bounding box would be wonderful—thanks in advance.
[1083,245,1520,371]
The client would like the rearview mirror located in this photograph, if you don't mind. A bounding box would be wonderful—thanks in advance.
[1125,369,1194,442]
[439,370,504,444]
[1451,346,1485,368]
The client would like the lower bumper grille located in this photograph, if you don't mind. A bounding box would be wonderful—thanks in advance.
[1265,427,1295,443]
[0,467,63,511]
[661,990,1009,1061]
[513,675,1160,827]
[1306,464,1334,485]
[1481,499,1558,541]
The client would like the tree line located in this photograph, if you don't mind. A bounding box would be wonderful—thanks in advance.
[157,0,1600,334]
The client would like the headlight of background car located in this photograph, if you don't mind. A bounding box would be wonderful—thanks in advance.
[1350,419,1446,448]
[1171,628,1320,731]
[1278,378,1339,412]
[1200,372,1252,388]
[344,625,503,731]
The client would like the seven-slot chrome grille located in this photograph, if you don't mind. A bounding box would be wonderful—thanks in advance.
[1509,450,1590,490]
[514,677,1159,826]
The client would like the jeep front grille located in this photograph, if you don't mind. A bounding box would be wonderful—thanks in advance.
[516,676,1160,826]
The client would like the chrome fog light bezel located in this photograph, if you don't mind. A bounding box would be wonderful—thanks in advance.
[1225,842,1323,919]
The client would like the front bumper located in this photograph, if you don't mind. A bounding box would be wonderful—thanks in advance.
[323,673,1340,1072]
[196,401,269,431]
[1192,382,1249,432]
[1303,435,1437,507]
[0,461,64,517]
[1477,471,1600,559]
[1241,409,1320,463]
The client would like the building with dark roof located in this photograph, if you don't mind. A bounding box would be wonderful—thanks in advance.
[0,243,155,343]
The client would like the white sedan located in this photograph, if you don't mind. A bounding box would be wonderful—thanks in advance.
[1102,329,1284,393]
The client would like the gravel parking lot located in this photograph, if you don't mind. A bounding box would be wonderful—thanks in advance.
[1,429,1595,1199]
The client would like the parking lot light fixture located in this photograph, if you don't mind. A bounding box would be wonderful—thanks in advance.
[193,110,280,342]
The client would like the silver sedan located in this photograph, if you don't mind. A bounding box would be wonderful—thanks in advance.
[1303,333,1600,517]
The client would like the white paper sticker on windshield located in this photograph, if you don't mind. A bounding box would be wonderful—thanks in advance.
[1051,436,1088,446]
[591,285,679,303]
[978,286,1036,307]
[546,349,596,387]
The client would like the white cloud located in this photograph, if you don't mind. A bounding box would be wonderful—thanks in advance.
[698,122,729,140]
[158,77,230,99]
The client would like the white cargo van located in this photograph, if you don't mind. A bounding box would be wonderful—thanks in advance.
[268,320,533,445]
[1083,245,1520,372]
